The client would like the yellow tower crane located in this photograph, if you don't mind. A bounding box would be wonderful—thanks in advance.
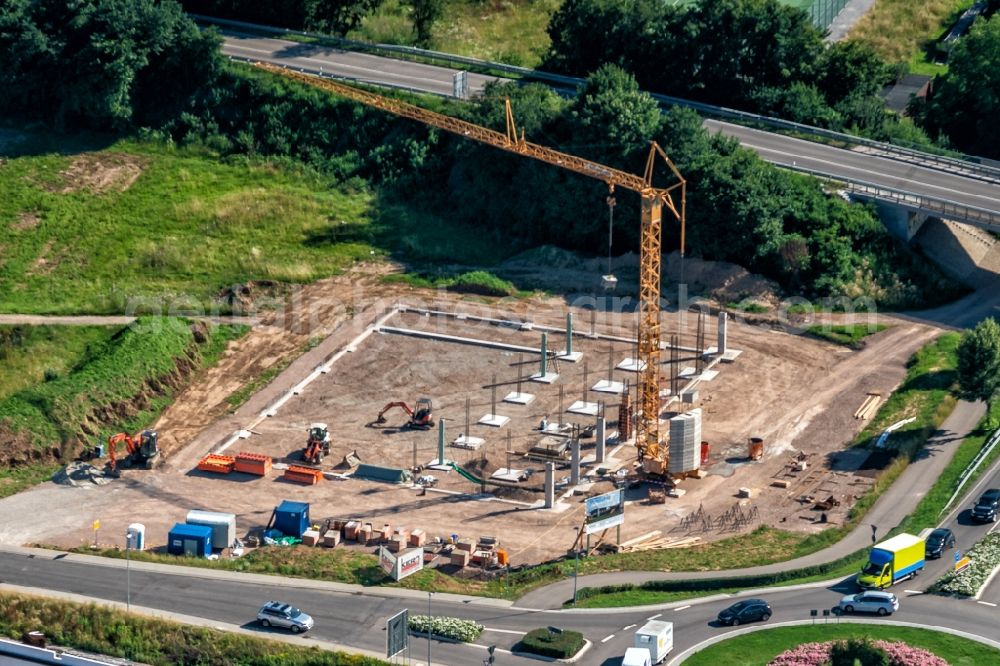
[254,62,686,475]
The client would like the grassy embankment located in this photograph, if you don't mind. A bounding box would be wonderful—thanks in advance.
[683,624,1000,666]
[850,0,976,75]
[0,318,246,498]
[0,137,519,315]
[0,591,388,665]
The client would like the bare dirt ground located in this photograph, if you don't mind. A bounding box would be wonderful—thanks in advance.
[0,261,941,565]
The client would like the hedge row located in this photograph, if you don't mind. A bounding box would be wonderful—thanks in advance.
[575,547,868,601]
[517,627,585,659]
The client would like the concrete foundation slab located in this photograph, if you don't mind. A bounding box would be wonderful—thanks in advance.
[704,346,718,355]
[557,351,583,362]
[699,369,720,381]
[426,459,454,470]
[491,468,526,482]
[617,357,646,372]
[592,379,624,394]
[678,366,696,378]
[567,400,599,416]
[453,435,484,450]
[504,391,536,405]
[721,349,743,362]
[530,371,560,383]
[478,414,510,427]
[542,422,573,435]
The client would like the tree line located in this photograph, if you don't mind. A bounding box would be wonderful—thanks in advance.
[0,0,966,307]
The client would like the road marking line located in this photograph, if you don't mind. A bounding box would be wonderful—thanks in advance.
[601,634,615,643]
[623,624,636,630]
[674,605,691,611]
[989,521,1000,535]
[483,627,523,635]
[903,590,923,595]
[647,613,662,620]
[978,601,998,607]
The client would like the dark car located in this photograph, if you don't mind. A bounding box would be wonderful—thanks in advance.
[925,528,956,558]
[717,599,772,626]
[971,489,1000,523]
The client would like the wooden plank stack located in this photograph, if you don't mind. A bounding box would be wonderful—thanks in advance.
[197,454,236,474]
[605,530,703,553]
[854,392,882,420]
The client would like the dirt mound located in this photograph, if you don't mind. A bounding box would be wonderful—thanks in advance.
[663,251,779,304]
[0,421,54,468]
[54,153,147,194]
[51,461,110,487]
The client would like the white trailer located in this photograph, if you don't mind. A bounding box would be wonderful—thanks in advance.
[634,620,673,664]
[186,510,236,550]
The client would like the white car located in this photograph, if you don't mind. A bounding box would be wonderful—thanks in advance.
[257,601,314,632]
[837,591,899,616]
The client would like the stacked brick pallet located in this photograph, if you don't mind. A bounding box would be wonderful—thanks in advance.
[283,465,323,485]
[234,452,272,476]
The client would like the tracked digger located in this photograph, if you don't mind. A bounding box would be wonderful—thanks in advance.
[105,430,161,477]
[371,398,434,430]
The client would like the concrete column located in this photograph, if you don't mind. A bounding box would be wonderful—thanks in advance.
[540,332,548,377]
[596,416,606,464]
[570,436,580,485]
[437,419,446,465]
[718,311,728,355]
[544,462,555,508]
[565,313,574,355]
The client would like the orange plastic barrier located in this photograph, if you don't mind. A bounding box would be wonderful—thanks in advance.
[197,454,236,474]
[234,452,272,476]
[283,465,323,485]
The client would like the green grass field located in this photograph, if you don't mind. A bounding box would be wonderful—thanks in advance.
[683,624,1000,666]
[806,323,889,348]
[0,325,120,400]
[850,0,973,72]
[0,140,375,314]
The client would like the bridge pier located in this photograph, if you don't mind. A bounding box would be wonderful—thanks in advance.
[874,201,932,242]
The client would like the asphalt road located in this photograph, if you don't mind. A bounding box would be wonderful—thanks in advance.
[219,34,1000,219]
[2,549,998,666]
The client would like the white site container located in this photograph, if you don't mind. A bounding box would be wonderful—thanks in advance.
[126,523,145,551]
[186,510,236,550]
[634,620,673,664]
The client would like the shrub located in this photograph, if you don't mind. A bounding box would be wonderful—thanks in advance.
[445,271,516,297]
[931,532,1000,597]
[407,615,483,642]
[517,627,585,659]
[830,637,889,666]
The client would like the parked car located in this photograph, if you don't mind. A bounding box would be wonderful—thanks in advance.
[717,599,772,626]
[837,591,898,616]
[257,601,314,633]
[971,489,1000,523]
[925,528,956,558]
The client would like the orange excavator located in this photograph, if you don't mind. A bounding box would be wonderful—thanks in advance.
[372,398,434,430]
[105,430,161,477]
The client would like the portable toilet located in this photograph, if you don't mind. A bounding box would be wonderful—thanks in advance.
[273,500,310,537]
[126,523,145,551]
[186,510,237,550]
[167,523,213,557]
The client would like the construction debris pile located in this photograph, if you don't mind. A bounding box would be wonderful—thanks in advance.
[51,462,111,487]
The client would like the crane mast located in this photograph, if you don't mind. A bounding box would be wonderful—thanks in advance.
[254,62,686,472]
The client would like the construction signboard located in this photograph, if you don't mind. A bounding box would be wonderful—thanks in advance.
[385,609,408,658]
[584,489,625,534]
[378,546,425,581]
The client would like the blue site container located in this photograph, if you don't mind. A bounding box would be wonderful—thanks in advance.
[274,500,310,537]
[167,523,213,557]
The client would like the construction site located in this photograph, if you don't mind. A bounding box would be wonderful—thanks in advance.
[0,63,946,573]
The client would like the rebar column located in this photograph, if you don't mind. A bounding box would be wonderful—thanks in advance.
[565,313,574,355]
[596,416,606,464]
[540,332,548,377]
[570,427,581,485]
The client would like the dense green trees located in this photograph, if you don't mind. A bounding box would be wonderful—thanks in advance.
[913,16,1000,158]
[179,0,384,35]
[957,318,1000,423]
[0,0,220,130]
[543,0,911,142]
